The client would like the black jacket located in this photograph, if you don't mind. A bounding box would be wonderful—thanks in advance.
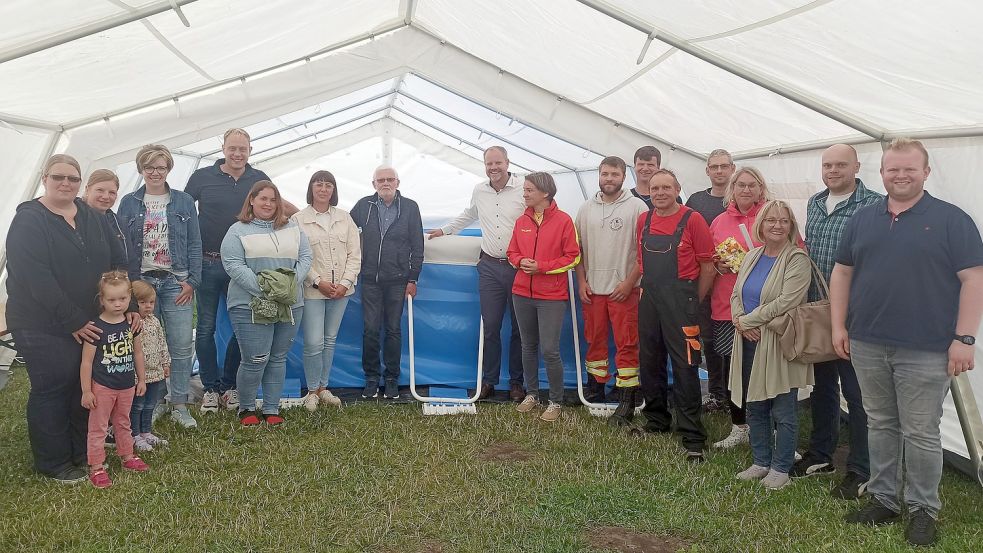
[349,191,424,283]
[5,199,127,334]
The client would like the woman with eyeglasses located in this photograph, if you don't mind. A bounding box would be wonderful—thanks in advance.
[5,154,129,484]
[730,200,813,490]
[117,144,202,429]
[706,166,771,449]
[83,169,128,260]
[291,171,361,411]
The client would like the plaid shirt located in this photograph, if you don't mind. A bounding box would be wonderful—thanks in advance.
[805,179,882,300]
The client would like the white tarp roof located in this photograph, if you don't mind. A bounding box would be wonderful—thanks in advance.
[2,1,983,469]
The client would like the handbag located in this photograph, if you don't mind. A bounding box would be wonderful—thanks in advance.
[766,256,839,364]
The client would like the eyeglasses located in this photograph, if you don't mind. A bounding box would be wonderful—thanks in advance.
[735,182,760,190]
[762,218,791,226]
[48,174,82,184]
[374,177,397,184]
[143,166,169,175]
[707,164,732,171]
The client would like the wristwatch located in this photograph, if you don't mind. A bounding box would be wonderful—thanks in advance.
[954,334,976,345]
[312,277,321,289]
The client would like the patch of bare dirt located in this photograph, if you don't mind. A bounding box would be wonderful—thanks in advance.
[477,441,533,462]
[586,526,692,553]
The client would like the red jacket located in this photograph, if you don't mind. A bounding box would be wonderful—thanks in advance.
[507,201,581,300]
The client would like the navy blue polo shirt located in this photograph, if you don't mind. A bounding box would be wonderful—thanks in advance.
[836,191,983,352]
[184,159,270,254]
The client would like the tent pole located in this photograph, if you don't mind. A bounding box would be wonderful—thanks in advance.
[572,0,886,140]
[0,0,200,65]
[394,96,577,171]
[573,171,590,200]
[0,114,62,132]
[60,22,408,130]
[250,107,390,157]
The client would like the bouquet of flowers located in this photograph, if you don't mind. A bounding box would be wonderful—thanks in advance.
[715,237,747,273]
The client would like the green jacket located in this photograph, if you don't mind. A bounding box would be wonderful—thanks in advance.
[250,268,298,324]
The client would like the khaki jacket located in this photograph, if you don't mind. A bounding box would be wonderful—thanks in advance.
[291,205,361,299]
[729,243,814,404]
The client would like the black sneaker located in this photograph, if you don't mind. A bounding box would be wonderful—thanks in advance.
[383,380,400,400]
[844,497,900,526]
[685,450,705,464]
[905,510,938,547]
[790,451,835,478]
[361,382,379,399]
[104,426,116,449]
[52,466,88,485]
[832,471,869,500]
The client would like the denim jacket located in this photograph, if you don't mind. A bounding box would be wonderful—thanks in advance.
[118,183,203,288]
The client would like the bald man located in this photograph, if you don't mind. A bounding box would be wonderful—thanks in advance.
[792,144,881,499]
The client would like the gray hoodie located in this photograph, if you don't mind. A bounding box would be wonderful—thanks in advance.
[574,189,648,295]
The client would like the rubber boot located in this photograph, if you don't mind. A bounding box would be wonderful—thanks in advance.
[607,386,637,427]
[585,377,606,403]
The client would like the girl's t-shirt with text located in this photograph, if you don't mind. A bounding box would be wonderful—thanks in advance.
[92,319,140,390]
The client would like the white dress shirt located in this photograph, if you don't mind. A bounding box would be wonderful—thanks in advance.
[439,173,526,259]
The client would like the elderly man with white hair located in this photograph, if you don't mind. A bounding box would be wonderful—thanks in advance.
[349,166,425,400]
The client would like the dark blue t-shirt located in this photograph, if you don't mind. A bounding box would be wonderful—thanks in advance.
[184,160,270,254]
[92,318,138,390]
[742,253,777,312]
[835,192,983,351]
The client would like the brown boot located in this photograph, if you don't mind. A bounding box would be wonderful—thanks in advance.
[478,383,494,400]
[509,383,526,402]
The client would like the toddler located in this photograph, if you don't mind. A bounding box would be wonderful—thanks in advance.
[129,280,171,451]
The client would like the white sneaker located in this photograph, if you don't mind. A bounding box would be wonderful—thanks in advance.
[318,389,342,407]
[302,392,319,412]
[200,391,220,413]
[736,464,770,481]
[171,406,198,428]
[516,394,538,413]
[713,424,750,449]
[144,433,168,447]
[221,389,239,410]
[133,436,154,452]
[760,469,791,490]
[151,403,169,424]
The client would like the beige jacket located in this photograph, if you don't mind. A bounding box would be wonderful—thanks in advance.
[729,243,814,404]
[291,205,361,299]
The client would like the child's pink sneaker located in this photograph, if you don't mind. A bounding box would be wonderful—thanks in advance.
[122,456,149,472]
[89,469,113,489]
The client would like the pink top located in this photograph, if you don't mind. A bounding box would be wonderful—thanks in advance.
[709,202,763,321]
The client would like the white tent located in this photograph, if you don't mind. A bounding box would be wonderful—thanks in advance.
[1,0,982,477]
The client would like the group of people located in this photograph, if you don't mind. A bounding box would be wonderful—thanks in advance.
[4,129,981,546]
[429,139,982,546]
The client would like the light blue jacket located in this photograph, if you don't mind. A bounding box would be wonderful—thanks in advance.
[220,218,312,310]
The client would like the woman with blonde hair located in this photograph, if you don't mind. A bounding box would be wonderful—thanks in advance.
[730,200,814,490]
[83,169,128,259]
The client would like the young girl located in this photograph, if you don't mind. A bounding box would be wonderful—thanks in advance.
[129,280,170,451]
[81,271,150,488]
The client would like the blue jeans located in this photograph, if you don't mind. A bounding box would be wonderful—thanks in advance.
[230,306,303,415]
[743,340,798,473]
[195,257,240,393]
[142,274,194,404]
[808,358,869,478]
[477,256,523,387]
[302,296,350,389]
[130,380,167,435]
[361,281,406,384]
[512,294,566,404]
[850,340,950,517]
[10,329,87,476]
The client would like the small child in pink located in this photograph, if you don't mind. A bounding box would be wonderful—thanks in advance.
[81,271,150,488]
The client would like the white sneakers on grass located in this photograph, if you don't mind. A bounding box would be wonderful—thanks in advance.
[200,391,219,413]
[318,389,342,407]
[221,389,239,410]
[712,424,750,449]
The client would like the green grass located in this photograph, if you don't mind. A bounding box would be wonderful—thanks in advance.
[1,371,981,552]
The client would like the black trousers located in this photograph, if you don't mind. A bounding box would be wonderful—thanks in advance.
[638,281,708,452]
[11,329,89,476]
[361,281,407,383]
[698,298,726,399]
[477,256,523,386]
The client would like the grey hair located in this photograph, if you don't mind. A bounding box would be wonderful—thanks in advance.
[483,146,508,159]
[373,165,399,180]
[706,149,733,165]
